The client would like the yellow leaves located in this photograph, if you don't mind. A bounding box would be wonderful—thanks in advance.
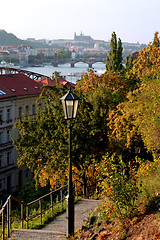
[130,33,160,80]
[38,166,68,190]
[138,160,156,177]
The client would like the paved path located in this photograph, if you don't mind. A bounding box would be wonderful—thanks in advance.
[10,199,102,240]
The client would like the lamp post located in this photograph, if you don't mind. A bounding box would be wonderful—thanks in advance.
[60,88,80,237]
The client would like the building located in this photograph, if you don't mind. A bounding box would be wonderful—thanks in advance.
[0,71,43,202]
[74,32,93,42]
[35,76,76,88]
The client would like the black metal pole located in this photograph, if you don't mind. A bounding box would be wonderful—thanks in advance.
[66,124,74,237]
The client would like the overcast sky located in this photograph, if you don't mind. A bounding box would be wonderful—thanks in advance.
[1,0,160,44]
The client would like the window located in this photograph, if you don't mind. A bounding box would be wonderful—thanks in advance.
[0,90,6,95]
[7,130,10,142]
[0,110,3,121]
[32,105,35,115]
[0,155,2,168]
[38,103,42,113]
[0,179,2,190]
[7,152,11,165]
[7,109,11,121]
[25,106,29,116]
[0,132,3,144]
[19,107,22,119]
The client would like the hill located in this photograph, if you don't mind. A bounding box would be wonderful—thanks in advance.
[0,29,25,46]
[0,30,49,48]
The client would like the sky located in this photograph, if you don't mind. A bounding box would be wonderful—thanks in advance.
[1,0,160,44]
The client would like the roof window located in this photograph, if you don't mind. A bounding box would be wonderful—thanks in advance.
[24,88,28,91]
[34,86,38,89]
[11,89,16,92]
[0,90,6,95]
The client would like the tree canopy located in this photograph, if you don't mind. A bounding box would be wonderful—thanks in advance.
[13,32,160,191]
[106,32,123,72]
[108,32,160,158]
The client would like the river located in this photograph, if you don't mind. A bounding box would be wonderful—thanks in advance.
[22,62,106,84]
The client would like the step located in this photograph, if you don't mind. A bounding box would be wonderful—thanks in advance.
[9,229,67,240]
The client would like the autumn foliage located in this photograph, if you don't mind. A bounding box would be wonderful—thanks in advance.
[13,32,160,193]
[129,32,160,80]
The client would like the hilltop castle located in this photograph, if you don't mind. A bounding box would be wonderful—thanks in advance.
[74,32,93,42]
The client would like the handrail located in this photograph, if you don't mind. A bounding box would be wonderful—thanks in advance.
[0,178,97,240]
[0,195,11,215]
[27,184,68,206]
[11,195,27,206]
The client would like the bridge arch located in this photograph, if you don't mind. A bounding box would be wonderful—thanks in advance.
[70,61,89,68]
[70,58,106,68]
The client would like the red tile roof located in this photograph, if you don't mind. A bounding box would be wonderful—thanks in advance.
[35,77,76,88]
[0,73,43,99]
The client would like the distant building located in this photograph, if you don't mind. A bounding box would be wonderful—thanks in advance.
[74,32,93,42]
[35,76,76,88]
[0,50,10,61]
[26,38,36,42]
[71,49,76,59]
[0,71,43,202]
[0,68,76,202]
[126,51,139,61]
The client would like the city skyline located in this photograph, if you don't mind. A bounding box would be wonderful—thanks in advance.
[0,0,160,44]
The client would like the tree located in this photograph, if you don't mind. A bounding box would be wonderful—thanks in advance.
[13,83,109,190]
[106,32,123,72]
[125,75,160,154]
[77,69,137,110]
[130,32,160,81]
[107,33,160,159]
[13,65,141,190]
[125,55,133,72]
[107,102,147,161]
[13,86,69,189]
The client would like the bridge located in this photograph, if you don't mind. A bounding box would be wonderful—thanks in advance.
[44,57,106,68]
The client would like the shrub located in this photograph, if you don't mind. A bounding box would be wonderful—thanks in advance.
[98,154,141,221]
[137,157,160,208]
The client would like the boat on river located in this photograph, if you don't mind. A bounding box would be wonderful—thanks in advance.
[67,72,85,77]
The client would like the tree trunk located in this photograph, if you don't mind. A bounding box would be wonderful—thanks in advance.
[82,172,88,198]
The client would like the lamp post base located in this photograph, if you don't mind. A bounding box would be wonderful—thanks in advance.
[66,195,74,237]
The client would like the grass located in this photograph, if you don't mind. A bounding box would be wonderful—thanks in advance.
[0,178,82,239]
[137,159,160,211]
[11,196,81,230]
[0,196,81,239]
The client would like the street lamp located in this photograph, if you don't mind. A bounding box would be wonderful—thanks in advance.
[60,88,80,237]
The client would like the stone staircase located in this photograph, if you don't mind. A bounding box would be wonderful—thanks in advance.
[9,229,67,240]
[9,199,102,240]
[9,229,66,240]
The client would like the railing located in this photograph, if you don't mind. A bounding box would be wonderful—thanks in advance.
[0,195,11,240]
[0,178,95,240]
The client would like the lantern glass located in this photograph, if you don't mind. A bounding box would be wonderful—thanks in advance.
[66,100,74,119]
[60,89,80,120]
[73,99,79,118]
[61,100,67,119]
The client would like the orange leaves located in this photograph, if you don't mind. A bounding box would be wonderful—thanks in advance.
[107,102,140,153]
[76,69,101,94]
[130,32,160,80]
[38,166,68,190]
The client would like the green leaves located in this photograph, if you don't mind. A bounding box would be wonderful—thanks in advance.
[13,86,69,181]
[99,155,140,220]
[125,75,160,153]
[106,32,123,72]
